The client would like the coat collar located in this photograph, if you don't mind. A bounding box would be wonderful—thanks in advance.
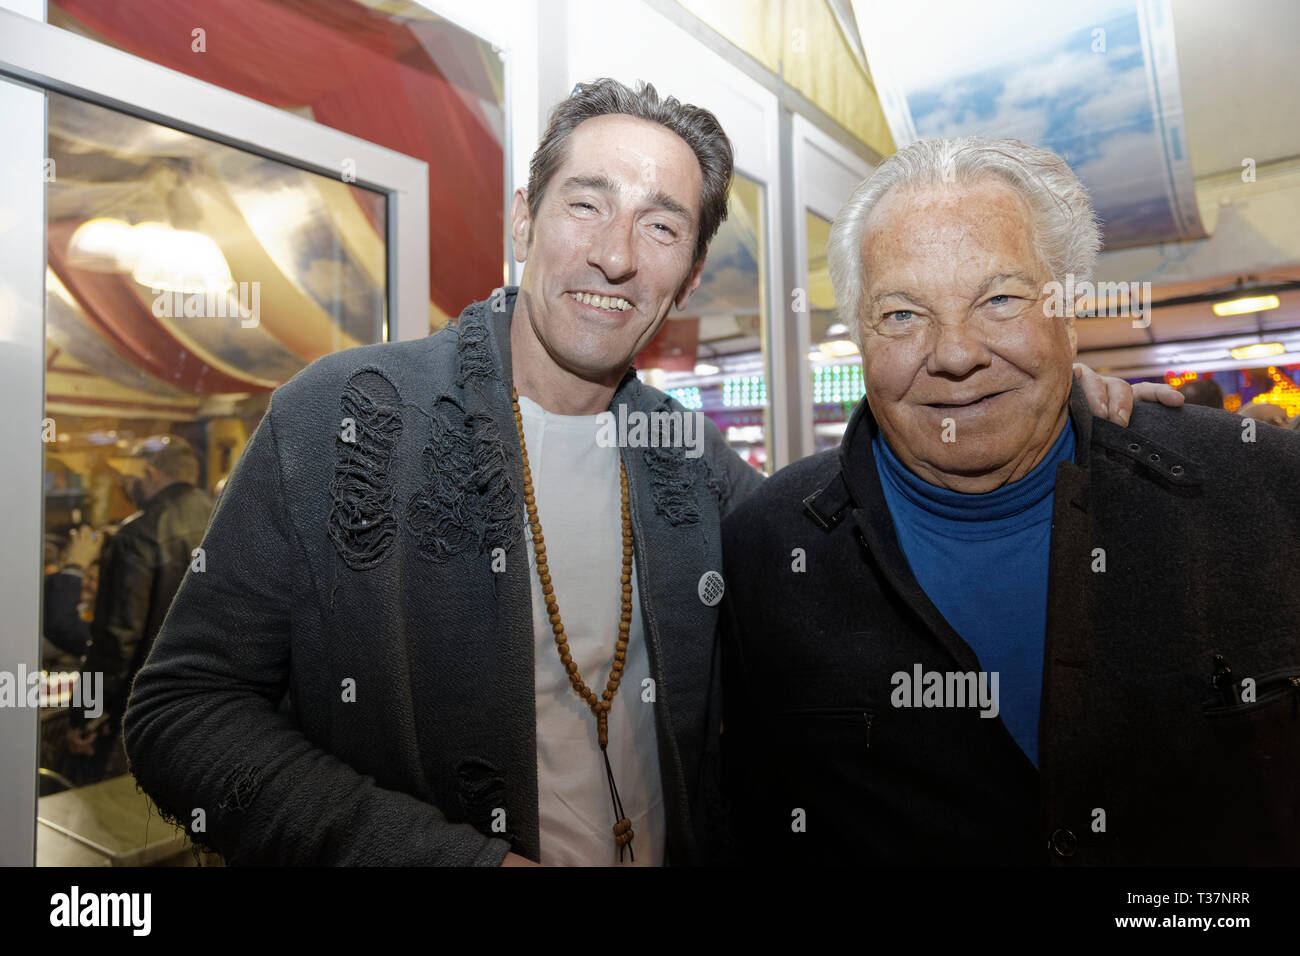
[799,380,1101,725]
[452,285,705,526]
[436,286,721,861]
[832,378,1096,509]
[799,376,1206,656]
[798,374,1208,786]
[450,285,639,410]
[804,375,1204,532]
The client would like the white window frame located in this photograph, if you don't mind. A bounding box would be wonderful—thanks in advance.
[790,114,874,460]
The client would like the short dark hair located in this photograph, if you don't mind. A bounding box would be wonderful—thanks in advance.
[132,435,200,484]
[527,78,734,264]
[1179,378,1224,409]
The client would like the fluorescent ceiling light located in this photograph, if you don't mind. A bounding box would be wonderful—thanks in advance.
[131,222,233,294]
[68,218,235,296]
[818,340,860,358]
[726,425,764,444]
[67,217,136,272]
[1229,342,1286,360]
[1213,295,1280,317]
[693,362,720,377]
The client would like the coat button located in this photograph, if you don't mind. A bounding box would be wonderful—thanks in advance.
[1050,827,1077,858]
[698,570,725,606]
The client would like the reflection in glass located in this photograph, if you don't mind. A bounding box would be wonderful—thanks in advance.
[40,92,387,803]
[49,0,506,331]
[638,175,770,473]
[807,210,864,454]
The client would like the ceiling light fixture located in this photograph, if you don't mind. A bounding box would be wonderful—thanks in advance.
[130,222,234,295]
[1228,342,1286,361]
[818,340,860,359]
[1213,295,1280,317]
[67,217,136,273]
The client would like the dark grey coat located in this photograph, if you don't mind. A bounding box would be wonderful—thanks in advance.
[124,288,762,865]
[720,379,1300,865]
[77,481,215,730]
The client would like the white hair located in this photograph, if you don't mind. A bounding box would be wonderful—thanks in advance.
[827,137,1101,344]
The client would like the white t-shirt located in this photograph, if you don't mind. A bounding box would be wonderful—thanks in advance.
[517,395,665,866]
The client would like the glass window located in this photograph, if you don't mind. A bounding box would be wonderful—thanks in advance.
[49,0,506,331]
[639,174,770,473]
[807,210,862,454]
[40,90,387,795]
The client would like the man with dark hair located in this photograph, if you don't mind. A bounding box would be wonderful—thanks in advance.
[67,436,213,784]
[126,78,759,867]
[126,81,1156,866]
[1178,377,1224,408]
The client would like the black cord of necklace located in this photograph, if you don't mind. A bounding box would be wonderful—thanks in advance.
[602,743,635,863]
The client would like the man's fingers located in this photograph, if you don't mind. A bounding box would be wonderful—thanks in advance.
[1131,381,1184,407]
[1074,364,1137,424]
[1105,376,1133,425]
[1073,363,1109,418]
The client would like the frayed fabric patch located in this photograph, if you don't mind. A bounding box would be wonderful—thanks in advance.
[701,455,732,510]
[218,763,264,812]
[456,757,512,841]
[467,410,521,554]
[644,400,701,525]
[328,370,403,570]
[455,314,496,389]
[406,399,477,561]
[134,773,218,856]
[405,400,521,561]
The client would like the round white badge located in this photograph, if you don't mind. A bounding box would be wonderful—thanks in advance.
[698,570,725,607]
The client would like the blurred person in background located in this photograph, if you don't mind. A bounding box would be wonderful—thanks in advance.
[1239,401,1290,427]
[43,525,103,666]
[1177,377,1223,408]
[42,536,60,577]
[65,436,213,785]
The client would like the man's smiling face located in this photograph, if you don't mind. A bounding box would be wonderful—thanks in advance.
[858,176,1078,492]
[510,113,706,389]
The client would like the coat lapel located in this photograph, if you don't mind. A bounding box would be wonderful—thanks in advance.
[839,399,985,674]
[1038,381,1099,860]
[402,289,542,858]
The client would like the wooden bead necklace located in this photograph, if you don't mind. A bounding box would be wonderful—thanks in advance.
[511,388,636,861]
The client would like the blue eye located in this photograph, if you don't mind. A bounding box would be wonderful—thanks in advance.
[886,310,914,321]
[988,295,1012,306]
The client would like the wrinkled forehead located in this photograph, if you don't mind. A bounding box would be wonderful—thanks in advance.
[558,114,703,211]
[860,178,1045,294]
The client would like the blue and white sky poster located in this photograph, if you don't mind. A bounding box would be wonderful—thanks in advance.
[856,0,1206,248]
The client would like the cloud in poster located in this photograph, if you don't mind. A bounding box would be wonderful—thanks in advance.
[863,0,1203,246]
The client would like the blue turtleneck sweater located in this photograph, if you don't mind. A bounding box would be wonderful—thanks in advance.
[873,420,1075,768]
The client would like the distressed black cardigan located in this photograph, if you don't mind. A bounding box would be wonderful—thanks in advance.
[124,288,762,865]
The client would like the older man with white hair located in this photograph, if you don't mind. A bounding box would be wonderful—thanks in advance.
[718,137,1300,865]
